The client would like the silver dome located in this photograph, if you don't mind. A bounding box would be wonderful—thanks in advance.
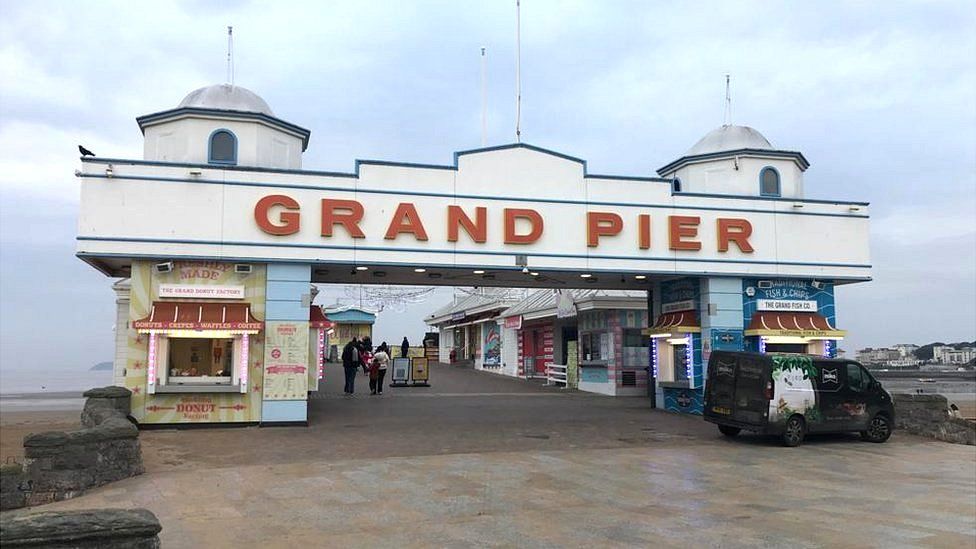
[178,84,274,116]
[686,125,772,156]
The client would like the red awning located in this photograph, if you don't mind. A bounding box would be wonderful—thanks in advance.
[134,301,263,332]
[309,306,333,329]
[744,312,845,337]
[645,310,701,335]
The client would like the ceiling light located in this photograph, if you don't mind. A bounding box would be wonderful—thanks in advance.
[473,270,485,275]
[355,266,368,271]
[635,275,647,280]
[530,272,539,276]
[414,268,427,273]
[580,273,592,278]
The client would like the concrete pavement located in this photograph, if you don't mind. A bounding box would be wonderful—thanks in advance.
[18,363,976,547]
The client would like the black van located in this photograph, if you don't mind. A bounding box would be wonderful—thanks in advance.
[703,351,894,446]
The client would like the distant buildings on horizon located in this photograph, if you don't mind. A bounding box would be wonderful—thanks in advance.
[855,342,975,368]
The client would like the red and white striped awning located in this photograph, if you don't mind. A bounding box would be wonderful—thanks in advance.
[134,302,263,332]
[744,312,845,338]
[643,310,701,336]
[309,306,333,329]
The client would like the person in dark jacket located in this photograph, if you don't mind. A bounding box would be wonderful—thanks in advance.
[340,337,360,395]
[401,337,410,358]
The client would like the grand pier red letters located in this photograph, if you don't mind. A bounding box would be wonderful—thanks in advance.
[321,199,366,239]
[255,194,301,236]
[385,203,429,241]
[254,195,753,252]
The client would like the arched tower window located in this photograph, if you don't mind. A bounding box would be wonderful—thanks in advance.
[208,129,237,165]
[760,166,780,197]
[672,178,682,193]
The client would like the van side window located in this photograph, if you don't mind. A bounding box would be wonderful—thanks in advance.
[846,363,866,392]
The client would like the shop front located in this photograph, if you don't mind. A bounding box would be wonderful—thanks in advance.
[742,279,845,357]
[646,279,704,413]
[519,320,553,378]
[578,308,649,396]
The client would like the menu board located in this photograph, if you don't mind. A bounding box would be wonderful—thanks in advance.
[263,321,309,400]
[391,357,410,383]
[411,357,429,382]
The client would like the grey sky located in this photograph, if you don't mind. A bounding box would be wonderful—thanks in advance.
[1,0,974,384]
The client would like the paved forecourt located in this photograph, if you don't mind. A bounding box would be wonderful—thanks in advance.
[26,363,976,547]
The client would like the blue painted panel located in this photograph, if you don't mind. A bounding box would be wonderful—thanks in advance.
[706,277,743,294]
[708,292,744,310]
[711,330,744,351]
[663,387,703,415]
[580,367,609,383]
[267,263,311,282]
[266,281,310,301]
[707,310,744,329]
[261,400,307,423]
[265,299,306,321]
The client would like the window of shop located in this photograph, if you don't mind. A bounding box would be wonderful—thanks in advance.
[760,166,780,197]
[580,332,604,362]
[167,337,234,382]
[652,335,691,383]
[671,340,689,381]
[208,129,237,165]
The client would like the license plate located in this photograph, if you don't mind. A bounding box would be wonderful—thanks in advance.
[712,406,732,415]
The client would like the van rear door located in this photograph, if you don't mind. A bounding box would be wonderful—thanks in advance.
[732,355,769,425]
[707,354,738,417]
[706,353,769,426]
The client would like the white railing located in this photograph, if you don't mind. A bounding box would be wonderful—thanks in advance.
[546,363,568,387]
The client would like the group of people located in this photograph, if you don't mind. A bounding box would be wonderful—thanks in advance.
[340,336,411,396]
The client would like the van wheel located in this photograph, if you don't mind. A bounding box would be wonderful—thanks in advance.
[782,415,805,447]
[860,414,892,443]
[718,425,741,437]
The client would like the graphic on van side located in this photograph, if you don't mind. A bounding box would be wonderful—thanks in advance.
[769,355,823,424]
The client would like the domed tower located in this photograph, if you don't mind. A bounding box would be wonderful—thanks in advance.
[657,124,809,199]
[135,84,311,169]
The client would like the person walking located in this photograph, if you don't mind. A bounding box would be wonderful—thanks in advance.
[359,338,371,375]
[401,336,410,358]
[341,337,360,395]
[370,343,390,395]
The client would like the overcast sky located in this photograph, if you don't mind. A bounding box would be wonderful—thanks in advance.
[1,0,974,388]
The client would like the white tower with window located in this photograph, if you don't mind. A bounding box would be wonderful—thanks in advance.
[657,125,808,199]
[136,84,311,169]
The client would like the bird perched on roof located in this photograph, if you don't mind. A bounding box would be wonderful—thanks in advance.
[78,145,95,157]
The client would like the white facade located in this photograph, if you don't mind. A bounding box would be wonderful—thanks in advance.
[666,156,805,199]
[143,117,305,169]
[78,144,870,282]
[111,279,131,387]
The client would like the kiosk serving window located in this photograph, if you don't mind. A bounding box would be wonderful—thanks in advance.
[167,337,234,382]
[646,309,700,386]
[134,301,263,394]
